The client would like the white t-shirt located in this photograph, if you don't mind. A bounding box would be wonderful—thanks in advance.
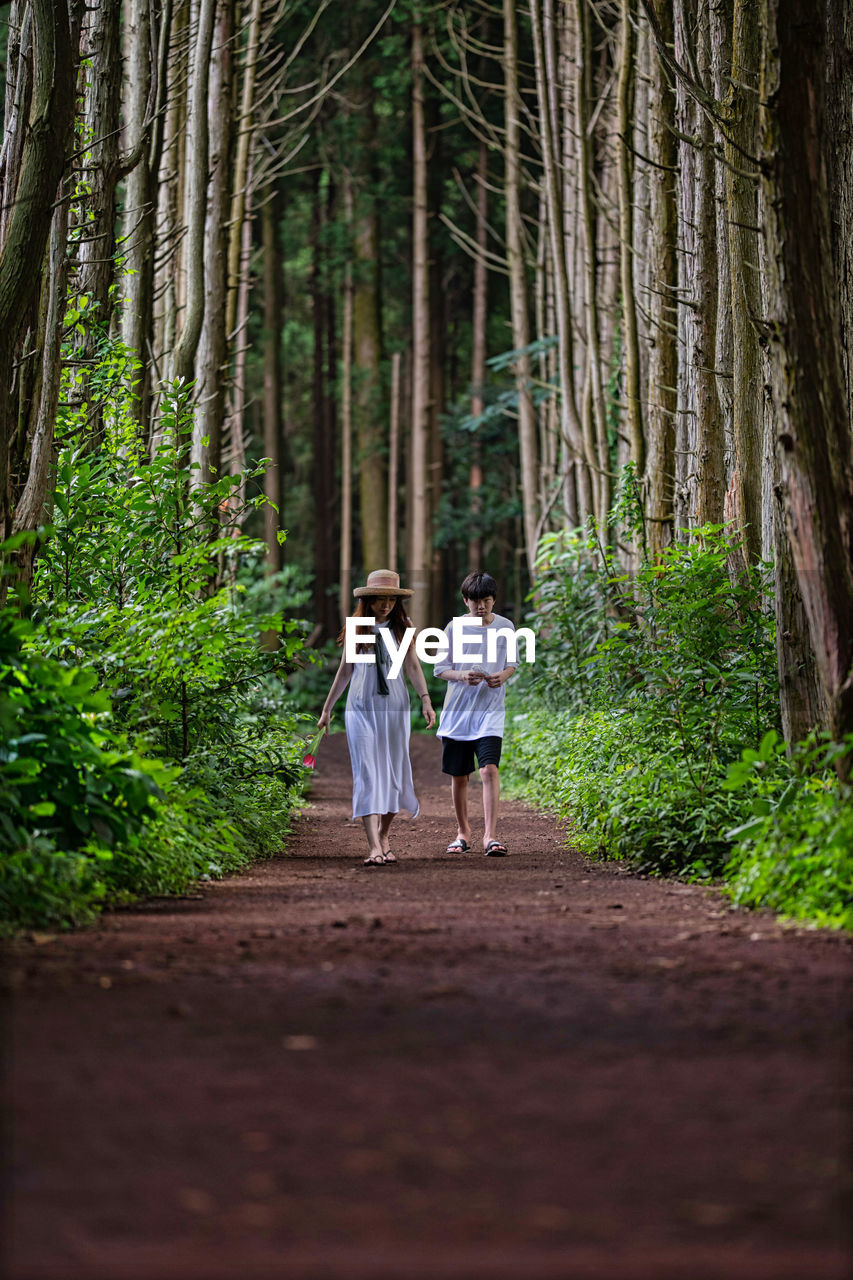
[434,613,518,741]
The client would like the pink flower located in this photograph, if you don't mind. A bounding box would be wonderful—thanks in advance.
[302,727,324,770]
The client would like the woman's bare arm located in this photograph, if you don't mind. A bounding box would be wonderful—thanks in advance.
[403,644,436,729]
[318,650,353,733]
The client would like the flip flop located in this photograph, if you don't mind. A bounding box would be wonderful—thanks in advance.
[363,852,389,866]
[382,850,397,863]
[484,840,508,857]
[445,837,471,854]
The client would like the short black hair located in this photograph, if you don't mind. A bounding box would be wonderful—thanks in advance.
[460,571,497,601]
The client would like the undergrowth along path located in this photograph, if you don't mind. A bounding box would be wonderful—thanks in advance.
[4,733,850,1280]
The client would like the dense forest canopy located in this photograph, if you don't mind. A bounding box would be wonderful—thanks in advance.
[1,0,851,728]
[0,0,852,929]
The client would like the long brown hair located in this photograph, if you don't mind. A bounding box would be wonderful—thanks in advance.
[337,596,413,651]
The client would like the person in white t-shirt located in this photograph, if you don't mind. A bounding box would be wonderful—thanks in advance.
[433,572,517,856]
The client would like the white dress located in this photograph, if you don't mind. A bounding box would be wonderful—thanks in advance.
[345,622,419,820]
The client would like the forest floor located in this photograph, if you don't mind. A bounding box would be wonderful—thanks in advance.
[3,733,851,1280]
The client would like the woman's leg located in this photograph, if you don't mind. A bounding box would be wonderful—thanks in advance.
[361,814,385,861]
[451,774,472,844]
[379,811,396,857]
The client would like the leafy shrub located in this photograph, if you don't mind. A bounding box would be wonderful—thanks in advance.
[34,384,305,762]
[0,608,173,930]
[0,378,311,933]
[506,509,851,927]
[504,699,754,877]
[723,733,853,928]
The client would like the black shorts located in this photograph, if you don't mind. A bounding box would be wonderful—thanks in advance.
[441,735,503,777]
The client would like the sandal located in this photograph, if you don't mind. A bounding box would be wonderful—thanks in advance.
[363,852,388,866]
[484,840,508,857]
[445,837,471,854]
[382,850,397,863]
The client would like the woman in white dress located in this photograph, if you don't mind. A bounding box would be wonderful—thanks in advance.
[318,569,436,866]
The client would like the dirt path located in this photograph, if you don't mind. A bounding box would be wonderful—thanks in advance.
[3,733,851,1279]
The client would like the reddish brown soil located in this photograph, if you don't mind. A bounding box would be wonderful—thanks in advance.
[3,733,851,1279]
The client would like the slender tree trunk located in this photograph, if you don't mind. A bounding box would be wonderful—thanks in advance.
[224,154,253,505]
[171,0,216,385]
[0,0,76,538]
[193,0,234,486]
[311,171,337,637]
[152,0,188,418]
[644,0,677,553]
[75,0,121,326]
[759,0,853,747]
[0,1,31,250]
[352,139,387,568]
[723,0,763,562]
[573,0,610,524]
[617,0,644,474]
[340,173,354,621]
[409,18,430,618]
[262,188,283,572]
[225,0,262,343]
[529,0,589,522]
[388,350,402,573]
[674,3,724,531]
[70,0,120,444]
[121,0,167,437]
[504,0,540,576]
[468,137,488,568]
[11,181,72,591]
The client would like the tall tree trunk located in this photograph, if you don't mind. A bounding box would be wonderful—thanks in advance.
[573,0,610,524]
[408,18,429,618]
[224,154,254,508]
[468,137,488,568]
[75,0,121,328]
[171,0,216,385]
[121,0,169,437]
[427,86,445,621]
[262,187,283,572]
[0,0,76,538]
[193,0,234,485]
[68,0,120,444]
[388,350,402,573]
[723,0,763,562]
[759,0,853,748]
[529,0,589,522]
[225,0,262,343]
[504,0,540,576]
[156,0,189,375]
[643,0,677,553]
[617,0,644,475]
[352,141,387,569]
[674,3,724,532]
[11,179,72,592]
[311,171,337,637]
[339,173,355,621]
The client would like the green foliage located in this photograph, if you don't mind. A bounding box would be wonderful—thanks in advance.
[505,700,755,878]
[722,733,853,929]
[0,604,174,930]
[1,372,311,933]
[505,497,853,928]
[435,389,524,557]
[34,382,304,761]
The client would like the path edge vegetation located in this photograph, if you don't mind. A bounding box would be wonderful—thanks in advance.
[501,501,853,932]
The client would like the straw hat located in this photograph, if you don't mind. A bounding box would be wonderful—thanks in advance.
[353,569,413,599]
